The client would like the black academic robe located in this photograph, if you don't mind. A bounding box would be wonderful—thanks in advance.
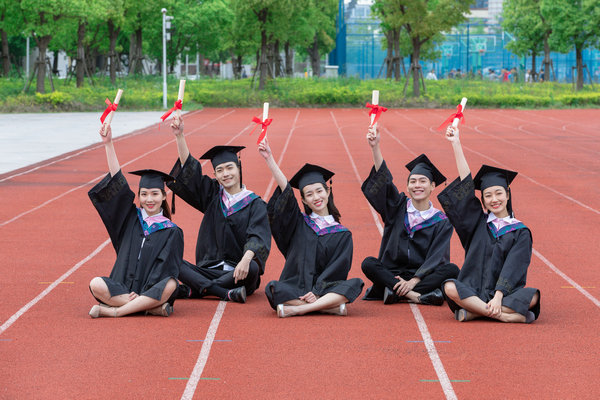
[167,155,271,275]
[88,171,183,301]
[361,160,454,278]
[437,174,540,318]
[264,184,364,309]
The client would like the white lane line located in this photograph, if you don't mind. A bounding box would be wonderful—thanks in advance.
[0,111,237,227]
[181,301,227,400]
[330,111,457,400]
[532,249,600,308]
[0,239,111,335]
[181,110,300,399]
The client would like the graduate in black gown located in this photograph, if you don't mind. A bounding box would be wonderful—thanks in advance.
[166,115,271,303]
[258,139,364,317]
[88,124,183,318]
[361,125,459,305]
[438,125,540,323]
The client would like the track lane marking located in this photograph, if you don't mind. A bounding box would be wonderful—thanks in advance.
[330,111,457,400]
[181,110,301,400]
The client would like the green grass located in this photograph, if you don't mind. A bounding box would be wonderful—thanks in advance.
[1,75,598,112]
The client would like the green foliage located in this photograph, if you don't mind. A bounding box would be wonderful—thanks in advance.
[1,76,599,112]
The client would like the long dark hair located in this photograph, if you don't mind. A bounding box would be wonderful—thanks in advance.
[300,182,341,222]
[138,188,172,220]
[480,186,514,218]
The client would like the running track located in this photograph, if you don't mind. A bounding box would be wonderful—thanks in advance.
[1,108,598,399]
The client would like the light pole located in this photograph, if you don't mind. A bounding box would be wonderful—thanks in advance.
[161,9,173,109]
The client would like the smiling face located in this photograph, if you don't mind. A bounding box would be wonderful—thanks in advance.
[214,161,241,191]
[139,188,166,216]
[407,174,435,202]
[301,182,330,216]
[482,185,509,217]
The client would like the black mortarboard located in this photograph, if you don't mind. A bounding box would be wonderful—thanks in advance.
[289,163,335,191]
[129,169,174,190]
[405,154,446,186]
[199,145,245,169]
[473,165,518,191]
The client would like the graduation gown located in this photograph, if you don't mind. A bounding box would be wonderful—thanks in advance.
[361,160,454,278]
[167,155,271,276]
[264,184,364,309]
[88,171,183,301]
[437,174,540,318]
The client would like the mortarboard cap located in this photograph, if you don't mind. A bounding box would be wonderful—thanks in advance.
[405,154,446,186]
[289,163,335,191]
[473,165,518,191]
[199,145,245,169]
[129,169,174,190]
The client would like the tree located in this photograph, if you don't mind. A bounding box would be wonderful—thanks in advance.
[372,0,473,97]
[305,0,338,77]
[0,1,23,76]
[502,0,552,82]
[21,0,72,93]
[542,0,600,90]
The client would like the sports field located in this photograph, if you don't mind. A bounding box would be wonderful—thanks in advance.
[1,107,598,399]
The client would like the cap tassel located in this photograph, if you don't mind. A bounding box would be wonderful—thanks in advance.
[171,191,176,215]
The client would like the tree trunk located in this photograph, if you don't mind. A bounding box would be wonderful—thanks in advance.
[308,34,320,77]
[1,29,10,76]
[274,40,283,78]
[384,31,393,79]
[128,28,143,75]
[76,22,86,87]
[36,36,51,93]
[52,51,59,75]
[258,28,268,90]
[393,30,401,80]
[108,20,119,84]
[531,51,537,82]
[575,44,583,90]
[284,41,293,77]
[543,33,551,82]
[411,39,421,97]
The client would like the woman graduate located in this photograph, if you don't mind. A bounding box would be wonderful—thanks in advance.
[258,140,364,317]
[438,125,540,323]
[167,115,271,303]
[88,125,183,318]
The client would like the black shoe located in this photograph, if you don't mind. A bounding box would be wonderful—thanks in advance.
[383,287,399,305]
[362,286,383,301]
[227,286,247,303]
[177,284,192,299]
[418,288,444,306]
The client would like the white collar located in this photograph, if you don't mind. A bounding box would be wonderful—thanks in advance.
[141,208,163,221]
[486,213,517,223]
[407,199,434,215]
[222,184,252,200]
[309,212,336,224]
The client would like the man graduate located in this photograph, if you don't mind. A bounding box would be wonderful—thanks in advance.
[360,125,459,305]
[166,115,271,303]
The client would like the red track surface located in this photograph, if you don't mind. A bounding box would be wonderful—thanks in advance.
[1,108,599,399]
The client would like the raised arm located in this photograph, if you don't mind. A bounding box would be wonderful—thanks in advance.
[367,125,383,171]
[171,114,190,165]
[100,124,120,176]
[258,139,287,192]
[445,126,470,180]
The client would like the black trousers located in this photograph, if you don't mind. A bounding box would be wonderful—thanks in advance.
[361,256,459,298]
[179,260,260,298]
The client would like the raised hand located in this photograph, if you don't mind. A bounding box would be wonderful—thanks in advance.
[171,114,184,137]
[445,125,459,143]
[366,125,380,148]
[100,124,112,143]
[257,138,273,160]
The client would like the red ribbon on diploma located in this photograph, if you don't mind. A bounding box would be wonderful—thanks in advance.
[437,104,465,131]
[160,99,183,121]
[100,98,118,123]
[250,116,272,144]
[366,102,387,126]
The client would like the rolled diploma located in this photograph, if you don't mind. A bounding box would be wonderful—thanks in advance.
[370,90,379,126]
[175,80,186,118]
[261,102,269,142]
[103,89,123,126]
[452,97,468,128]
